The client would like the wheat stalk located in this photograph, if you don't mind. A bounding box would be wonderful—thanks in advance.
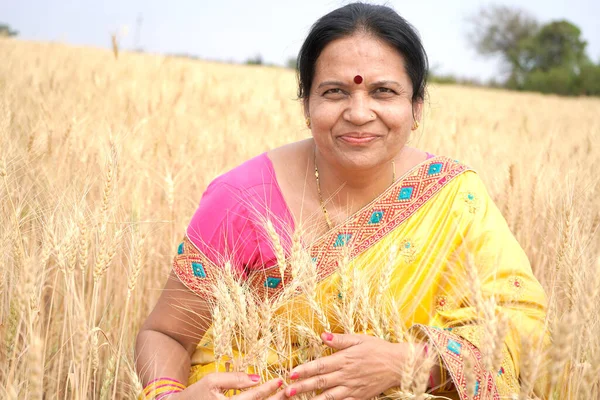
[266,219,287,285]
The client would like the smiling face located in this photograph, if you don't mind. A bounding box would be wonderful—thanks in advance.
[307,33,422,172]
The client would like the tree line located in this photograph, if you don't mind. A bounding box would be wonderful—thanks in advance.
[466,5,600,96]
[2,4,599,97]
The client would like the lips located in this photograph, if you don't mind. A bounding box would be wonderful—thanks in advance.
[338,132,380,145]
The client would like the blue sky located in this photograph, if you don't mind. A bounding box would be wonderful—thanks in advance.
[2,0,599,81]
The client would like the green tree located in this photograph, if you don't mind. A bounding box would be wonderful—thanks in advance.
[578,63,600,96]
[522,20,588,73]
[468,6,598,96]
[245,54,263,66]
[0,23,18,37]
[522,67,575,95]
[467,5,538,84]
[286,56,297,70]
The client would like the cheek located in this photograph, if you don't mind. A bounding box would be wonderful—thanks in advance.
[309,100,342,128]
[379,106,413,131]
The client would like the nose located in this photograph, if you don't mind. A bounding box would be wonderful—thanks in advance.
[343,93,374,126]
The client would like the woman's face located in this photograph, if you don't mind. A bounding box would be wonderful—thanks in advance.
[307,33,422,172]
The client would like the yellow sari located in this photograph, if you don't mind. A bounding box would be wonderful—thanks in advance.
[173,156,548,399]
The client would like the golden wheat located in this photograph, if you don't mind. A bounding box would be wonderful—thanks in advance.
[1,38,599,398]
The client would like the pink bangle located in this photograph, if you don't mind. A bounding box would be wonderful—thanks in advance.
[142,377,186,400]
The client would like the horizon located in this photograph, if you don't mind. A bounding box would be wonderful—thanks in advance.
[1,0,599,82]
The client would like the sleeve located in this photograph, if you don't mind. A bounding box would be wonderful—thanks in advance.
[172,181,259,297]
[410,172,550,399]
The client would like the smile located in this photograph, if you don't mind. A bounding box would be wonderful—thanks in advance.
[338,134,380,145]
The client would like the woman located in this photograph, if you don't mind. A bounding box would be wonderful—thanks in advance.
[135,3,548,400]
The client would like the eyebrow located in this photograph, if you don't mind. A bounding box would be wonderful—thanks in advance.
[370,80,402,88]
[317,80,347,89]
[316,79,402,89]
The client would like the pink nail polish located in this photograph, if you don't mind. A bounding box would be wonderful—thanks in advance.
[278,379,284,388]
[324,332,334,341]
[288,388,297,397]
[249,374,260,382]
[290,371,300,380]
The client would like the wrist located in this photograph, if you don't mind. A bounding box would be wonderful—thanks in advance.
[142,377,186,399]
[386,342,412,390]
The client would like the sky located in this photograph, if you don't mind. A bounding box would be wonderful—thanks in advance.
[2,0,599,82]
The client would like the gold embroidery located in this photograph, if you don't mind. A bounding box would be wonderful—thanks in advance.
[461,191,480,214]
[410,324,501,399]
[435,295,450,312]
[507,276,524,299]
[400,239,417,263]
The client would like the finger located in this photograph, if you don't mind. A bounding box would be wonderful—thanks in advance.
[285,372,341,397]
[234,378,284,400]
[321,332,363,351]
[289,354,339,381]
[203,372,262,391]
[266,386,288,400]
[311,385,347,400]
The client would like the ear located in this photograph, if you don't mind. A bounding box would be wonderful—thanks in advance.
[303,98,310,119]
[412,99,424,122]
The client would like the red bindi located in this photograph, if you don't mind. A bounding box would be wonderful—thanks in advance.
[353,75,363,84]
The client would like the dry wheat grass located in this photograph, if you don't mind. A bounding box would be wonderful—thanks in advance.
[1,38,599,398]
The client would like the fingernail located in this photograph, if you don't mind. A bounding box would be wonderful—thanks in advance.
[324,332,334,341]
[290,371,300,380]
[288,388,297,397]
[278,379,284,388]
[249,374,260,382]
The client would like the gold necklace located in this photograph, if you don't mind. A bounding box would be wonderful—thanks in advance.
[314,151,396,230]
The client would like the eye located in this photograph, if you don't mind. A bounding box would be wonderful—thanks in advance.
[374,87,397,95]
[323,88,345,96]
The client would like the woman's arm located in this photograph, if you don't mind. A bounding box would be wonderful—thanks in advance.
[135,270,212,386]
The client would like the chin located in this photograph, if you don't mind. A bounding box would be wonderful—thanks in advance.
[333,149,385,171]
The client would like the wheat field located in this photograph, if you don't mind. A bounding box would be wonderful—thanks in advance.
[1,38,599,399]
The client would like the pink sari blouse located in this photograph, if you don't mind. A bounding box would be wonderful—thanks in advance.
[185,152,435,277]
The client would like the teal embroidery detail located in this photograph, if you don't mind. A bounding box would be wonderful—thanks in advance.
[334,233,352,247]
[191,262,206,278]
[474,380,480,396]
[311,257,317,264]
[400,239,417,263]
[462,191,480,214]
[398,187,414,201]
[369,211,384,224]
[177,242,184,255]
[337,292,343,299]
[427,163,443,175]
[264,277,282,289]
[447,339,462,355]
[498,366,505,376]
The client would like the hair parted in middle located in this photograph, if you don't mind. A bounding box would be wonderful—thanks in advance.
[296,2,429,104]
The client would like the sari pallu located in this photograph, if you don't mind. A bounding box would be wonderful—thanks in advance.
[173,156,549,399]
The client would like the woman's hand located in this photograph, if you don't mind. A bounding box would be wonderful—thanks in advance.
[169,372,285,400]
[284,333,421,400]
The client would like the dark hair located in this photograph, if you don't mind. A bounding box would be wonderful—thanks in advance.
[297,2,428,103]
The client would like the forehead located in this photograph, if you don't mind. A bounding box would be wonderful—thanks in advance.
[314,33,407,82]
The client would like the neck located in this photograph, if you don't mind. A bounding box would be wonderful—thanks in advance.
[314,148,402,213]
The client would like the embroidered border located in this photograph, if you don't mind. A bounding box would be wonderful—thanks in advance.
[410,324,500,400]
[172,236,220,297]
[448,325,519,396]
[173,157,470,299]
[248,156,470,298]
